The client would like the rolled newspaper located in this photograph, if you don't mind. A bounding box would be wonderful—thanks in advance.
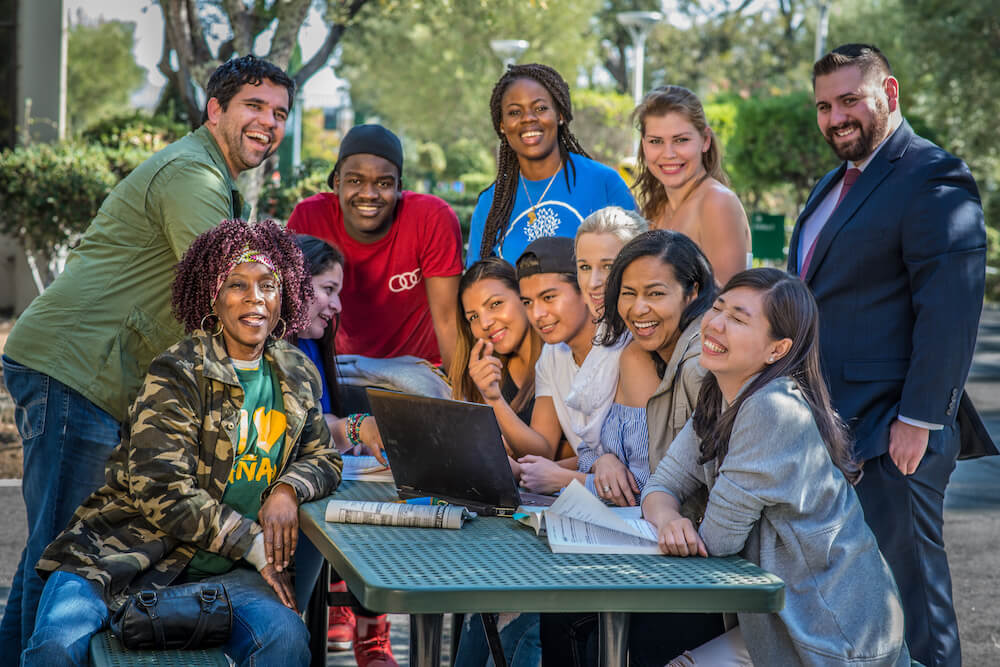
[324,499,476,529]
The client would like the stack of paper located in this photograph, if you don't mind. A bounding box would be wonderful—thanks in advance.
[516,479,661,554]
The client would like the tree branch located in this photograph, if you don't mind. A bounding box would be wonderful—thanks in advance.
[295,0,370,85]
[222,0,255,57]
[158,3,202,127]
[269,0,313,69]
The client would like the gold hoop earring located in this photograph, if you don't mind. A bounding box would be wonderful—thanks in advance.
[270,317,287,340]
[200,313,223,337]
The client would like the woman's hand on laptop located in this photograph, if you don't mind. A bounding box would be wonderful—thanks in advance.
[518,455,573,494]
[508,456,522,482]
[358,416,387,465]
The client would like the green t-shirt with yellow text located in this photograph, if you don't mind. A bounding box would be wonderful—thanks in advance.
[186,357,286,578]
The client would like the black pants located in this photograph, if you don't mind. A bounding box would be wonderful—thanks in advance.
[855,427,961,667]
[540,612,725,667]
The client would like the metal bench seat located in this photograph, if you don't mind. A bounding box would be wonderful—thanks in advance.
[89,630,229,667]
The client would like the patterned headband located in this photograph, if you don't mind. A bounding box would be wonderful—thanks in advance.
[211,245,282,305]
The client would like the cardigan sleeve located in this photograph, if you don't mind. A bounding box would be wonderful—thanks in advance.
[698,380,817,556]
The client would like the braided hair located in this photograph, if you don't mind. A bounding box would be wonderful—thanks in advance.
[479,63,591,261]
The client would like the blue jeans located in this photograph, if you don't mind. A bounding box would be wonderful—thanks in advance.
[22,568,311,666]
[455,613,541,667]
[293,529,325,606]
[0,356,121,664]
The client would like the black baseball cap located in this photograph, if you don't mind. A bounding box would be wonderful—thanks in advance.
[516,236,576,280]
[327,124,404,188]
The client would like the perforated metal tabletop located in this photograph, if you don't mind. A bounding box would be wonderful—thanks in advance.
[299,481,784,615]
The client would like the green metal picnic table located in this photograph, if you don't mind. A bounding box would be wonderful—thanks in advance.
[299,480,784,666]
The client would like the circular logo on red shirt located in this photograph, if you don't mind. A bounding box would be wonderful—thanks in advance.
[388,268,422,292]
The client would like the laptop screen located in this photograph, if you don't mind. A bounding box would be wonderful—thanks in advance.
[366,389,524,513]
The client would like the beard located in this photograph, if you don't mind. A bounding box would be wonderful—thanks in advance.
[825,98,889,162]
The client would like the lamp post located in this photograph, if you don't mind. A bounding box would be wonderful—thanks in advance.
[814,1,831,60]
[616,11,663,105]
[489,39,529,69]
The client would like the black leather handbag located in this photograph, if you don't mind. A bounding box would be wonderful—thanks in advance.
[110,582,232,650]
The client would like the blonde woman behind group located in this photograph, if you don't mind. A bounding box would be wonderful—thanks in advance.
[633,85,751,285]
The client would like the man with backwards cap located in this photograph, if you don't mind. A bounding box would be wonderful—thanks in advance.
[287,124,462,369]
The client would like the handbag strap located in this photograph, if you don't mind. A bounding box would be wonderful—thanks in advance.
[138,591,168,649]
[184,586,222,649]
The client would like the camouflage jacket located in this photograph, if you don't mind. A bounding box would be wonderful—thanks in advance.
[36,331,342,606]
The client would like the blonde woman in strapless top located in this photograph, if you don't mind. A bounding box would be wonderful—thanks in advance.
[632,86,751,285]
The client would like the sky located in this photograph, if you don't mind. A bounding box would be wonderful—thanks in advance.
[63,0,715,110]
[65,0,347,109]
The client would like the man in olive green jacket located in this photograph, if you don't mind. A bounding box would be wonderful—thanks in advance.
[0,55,292,658]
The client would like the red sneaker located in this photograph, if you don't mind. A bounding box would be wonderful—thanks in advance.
[353,614,398,667]
[327,581,355,652]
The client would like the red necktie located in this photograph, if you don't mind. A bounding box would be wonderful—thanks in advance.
[800,167,861,276]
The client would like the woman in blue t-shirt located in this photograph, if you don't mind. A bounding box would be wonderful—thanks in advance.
[466,63,635,268]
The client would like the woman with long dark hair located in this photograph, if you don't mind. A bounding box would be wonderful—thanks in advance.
[592,228,718,504]
[449,257,540,423]
[642,268,908,666]
[540,230,724,667]
[291,235,383,458]
[465,63,634,268]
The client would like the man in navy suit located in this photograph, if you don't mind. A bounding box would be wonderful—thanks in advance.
[789,44,994,667]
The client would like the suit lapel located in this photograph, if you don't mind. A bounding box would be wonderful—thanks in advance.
[802,121,913,283]
[789,167,843,273]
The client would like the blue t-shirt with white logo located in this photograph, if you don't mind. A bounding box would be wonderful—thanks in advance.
[466,152,636,268]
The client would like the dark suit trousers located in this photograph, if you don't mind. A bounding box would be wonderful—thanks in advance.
[855,426,961,667]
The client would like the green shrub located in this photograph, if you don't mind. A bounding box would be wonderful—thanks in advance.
[81,111,188,151]
[459,172,494,197]
[259,159,330,222]
[727,92,837,207]
[443,138,494,181]
[81,112,189,179]
[0,141,118,287]
[571,89,635,166]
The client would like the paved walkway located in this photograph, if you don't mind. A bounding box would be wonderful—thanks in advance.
[2,308,999,665]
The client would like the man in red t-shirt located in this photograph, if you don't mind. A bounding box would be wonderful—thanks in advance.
[287,124,461,368]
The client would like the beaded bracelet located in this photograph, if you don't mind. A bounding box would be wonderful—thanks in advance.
[346,412,371,449]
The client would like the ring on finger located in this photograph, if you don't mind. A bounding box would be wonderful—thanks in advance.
[602,485,611,493]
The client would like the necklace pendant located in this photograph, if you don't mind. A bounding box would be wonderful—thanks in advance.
[528,208,537,224]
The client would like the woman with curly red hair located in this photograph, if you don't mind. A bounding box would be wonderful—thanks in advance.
[23,219,342,666]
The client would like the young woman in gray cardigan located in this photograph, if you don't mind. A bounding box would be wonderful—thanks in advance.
[642,268,909,666]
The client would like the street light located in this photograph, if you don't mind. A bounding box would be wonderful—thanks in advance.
[814,1,831,60]
[490,39,529,69]
[616,11,663,105]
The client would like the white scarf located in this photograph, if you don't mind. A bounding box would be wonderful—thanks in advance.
[564,326,629,452]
